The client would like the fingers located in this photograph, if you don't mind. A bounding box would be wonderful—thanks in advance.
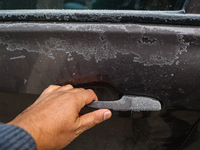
[41,85,60,95]
[41,84,74,96]
[74,89,98,109]
[39,84,74,100]
[40,85,97,110]
[55,84,74,92]
[67,88,85,93]
[76,109,112,135]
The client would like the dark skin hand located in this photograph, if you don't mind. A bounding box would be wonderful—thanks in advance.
[8,84,112,150]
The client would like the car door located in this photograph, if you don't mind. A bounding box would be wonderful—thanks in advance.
[0,0,200,150]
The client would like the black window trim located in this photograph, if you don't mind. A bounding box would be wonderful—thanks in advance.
[0,0,199,26]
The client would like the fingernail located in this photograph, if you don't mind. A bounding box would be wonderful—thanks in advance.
[104,111,111,120]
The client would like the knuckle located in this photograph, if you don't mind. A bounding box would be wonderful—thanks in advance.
[87,89,95,95]
[74,88,85,92]
[66,84,73,88]
[47,85,54,89]
[48,85,57,89]
[86,89,97,100]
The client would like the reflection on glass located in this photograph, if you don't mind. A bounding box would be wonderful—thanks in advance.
[0,0,187,10]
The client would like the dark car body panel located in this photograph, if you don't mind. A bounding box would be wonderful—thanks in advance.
[1,22,200,110]
[0,0,200,149]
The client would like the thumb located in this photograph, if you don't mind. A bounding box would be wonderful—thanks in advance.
[78,109,112,133]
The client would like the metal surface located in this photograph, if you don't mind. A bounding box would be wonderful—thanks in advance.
[2,9,200,26]
[0,1,200,149]
[66,109,200,150]
[1,92,199,150]
[0,22,200,111]
[0,0,193,25]
[87,95,161,111]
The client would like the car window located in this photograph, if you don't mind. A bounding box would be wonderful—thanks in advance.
[0,0,188,10]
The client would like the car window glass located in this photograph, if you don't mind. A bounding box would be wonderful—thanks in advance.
[0,0,187,10]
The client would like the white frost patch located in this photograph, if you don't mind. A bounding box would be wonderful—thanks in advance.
[0,22,197,66]
[24,79,27,84]
[10,55,26,60]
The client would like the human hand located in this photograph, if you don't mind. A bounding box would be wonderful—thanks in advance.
[8,85,112,150]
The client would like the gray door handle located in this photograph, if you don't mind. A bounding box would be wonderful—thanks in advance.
[87,95,161,112]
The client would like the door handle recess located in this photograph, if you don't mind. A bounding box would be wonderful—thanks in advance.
[87,95,161,112]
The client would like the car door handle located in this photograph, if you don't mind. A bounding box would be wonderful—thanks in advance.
[87,95,161,112]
